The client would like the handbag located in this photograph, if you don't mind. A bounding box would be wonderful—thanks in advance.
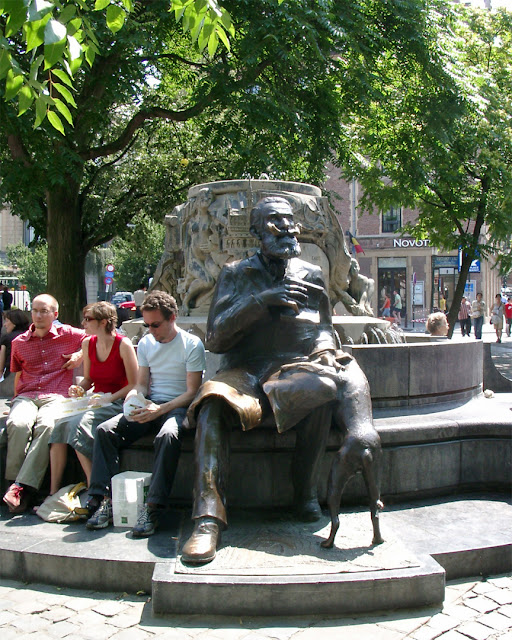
[35,482,88,523]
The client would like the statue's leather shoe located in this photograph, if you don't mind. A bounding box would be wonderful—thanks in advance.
[295,498,322,522]
[181,517,221,564]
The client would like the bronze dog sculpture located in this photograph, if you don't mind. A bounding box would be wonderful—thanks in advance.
[321,375,384,549]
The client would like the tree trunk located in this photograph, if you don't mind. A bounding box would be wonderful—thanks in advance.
[46,177,87,325]
[447,252,473,339]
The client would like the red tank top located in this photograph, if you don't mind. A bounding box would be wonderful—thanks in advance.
[88,334,128,393]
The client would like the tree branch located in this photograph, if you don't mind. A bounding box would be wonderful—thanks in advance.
[79,105,211,161]
[80,59,272,162]
[140,53,208,69]
[80,134,140,203]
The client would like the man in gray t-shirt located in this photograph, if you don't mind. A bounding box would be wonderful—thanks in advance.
[86,291,206,537]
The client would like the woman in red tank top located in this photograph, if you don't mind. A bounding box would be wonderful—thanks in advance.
[49,302,138,493]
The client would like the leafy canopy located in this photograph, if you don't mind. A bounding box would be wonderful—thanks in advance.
[110,214,165,292]
[6,242,47,298]
[0,0,235,133]
[336,4,512,334]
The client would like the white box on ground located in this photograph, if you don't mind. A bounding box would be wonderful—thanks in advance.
[111,471,152,528]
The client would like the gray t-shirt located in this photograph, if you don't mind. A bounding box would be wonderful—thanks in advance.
[137,327,206,404]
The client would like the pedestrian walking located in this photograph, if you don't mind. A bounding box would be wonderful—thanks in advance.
[505,296,512,338]
[491,293,504,343]
[470,292,486,340]
[458,296,471,336]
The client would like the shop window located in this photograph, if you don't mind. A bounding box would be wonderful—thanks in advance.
[382,207,402,233]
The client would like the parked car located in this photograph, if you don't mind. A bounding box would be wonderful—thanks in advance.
[118,300,136,311]
[111,292,134,307]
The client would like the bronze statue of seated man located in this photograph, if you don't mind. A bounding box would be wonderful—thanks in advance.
[182,196,374,564]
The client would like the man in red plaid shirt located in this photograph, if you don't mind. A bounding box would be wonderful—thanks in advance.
[3,294,85,514]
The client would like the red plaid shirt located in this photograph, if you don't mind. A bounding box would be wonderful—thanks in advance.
[11,323,85,399]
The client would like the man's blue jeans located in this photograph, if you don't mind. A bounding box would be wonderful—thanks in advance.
[473,316,484,339]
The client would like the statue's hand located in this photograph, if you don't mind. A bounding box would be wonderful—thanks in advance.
[258,281,308,314]
[311,350,340,370]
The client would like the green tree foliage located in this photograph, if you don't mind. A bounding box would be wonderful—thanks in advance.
[337,5,512,337]
[110,214,165,292]
[6,242,47,298]
[0,0,449,323]
[0,0,234,132]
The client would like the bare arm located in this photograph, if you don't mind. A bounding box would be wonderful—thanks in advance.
[126,365,150,400]
[61,349,83,370]
[71,337,93,395]
[13,371,21,396]
[0,344,6,376]
[109,338,139,403]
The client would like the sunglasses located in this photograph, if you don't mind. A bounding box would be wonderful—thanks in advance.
[143,321,164,329]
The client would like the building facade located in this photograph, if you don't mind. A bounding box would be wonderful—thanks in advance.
[324,173,502,325]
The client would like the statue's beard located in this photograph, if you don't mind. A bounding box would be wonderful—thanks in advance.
[263,235,301,260]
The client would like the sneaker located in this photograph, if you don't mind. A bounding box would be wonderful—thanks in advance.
[75,495,101,518]
[132,504,159,537]
[86,497,112,530]
[3,483,30,514]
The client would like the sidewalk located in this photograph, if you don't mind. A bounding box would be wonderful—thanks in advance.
[0,573,511,639]
[1,322,510,637]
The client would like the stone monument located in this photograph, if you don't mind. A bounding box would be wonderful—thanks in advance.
[150,179,374,319]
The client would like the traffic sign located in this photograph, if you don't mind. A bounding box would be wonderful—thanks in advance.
[106,264,115,272]
[104,276,113,285]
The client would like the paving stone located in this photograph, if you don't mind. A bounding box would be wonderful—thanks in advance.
[498,605,512,619]
[465,597,501,614]
[45,620,81,638]
[76,622,119,640]
[10,599,50,614]
[41,607,75,622]
[487,577,512,590]
[0,610,17,625]
[40,606,74,623]
[231,622,304,640]
[441,604,479,622]
[0,597,15,611]
[456,620,496,640]
[376,613,433,634]
[108,611,145,629]
[433,632,469,640]
[29,583,74,603]
[0,628,21,640]
[473,583,498,595]
[410,624,446,640]
[445,580,479,604]
[5,587,46,603]
[426,614,459,633]
[486,591,512,606]
[195,629,253,640]
[142,627,193,639]
[292,622,404,640]
[239,633,274,640]
[10,613,52,633]
[61,596,99,612]
[110,628,152,640]
[69,610,110,627]
[477,611,512,631]
[92,600,131,617]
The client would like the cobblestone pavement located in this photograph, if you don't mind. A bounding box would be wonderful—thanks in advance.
[0,573,511,639]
